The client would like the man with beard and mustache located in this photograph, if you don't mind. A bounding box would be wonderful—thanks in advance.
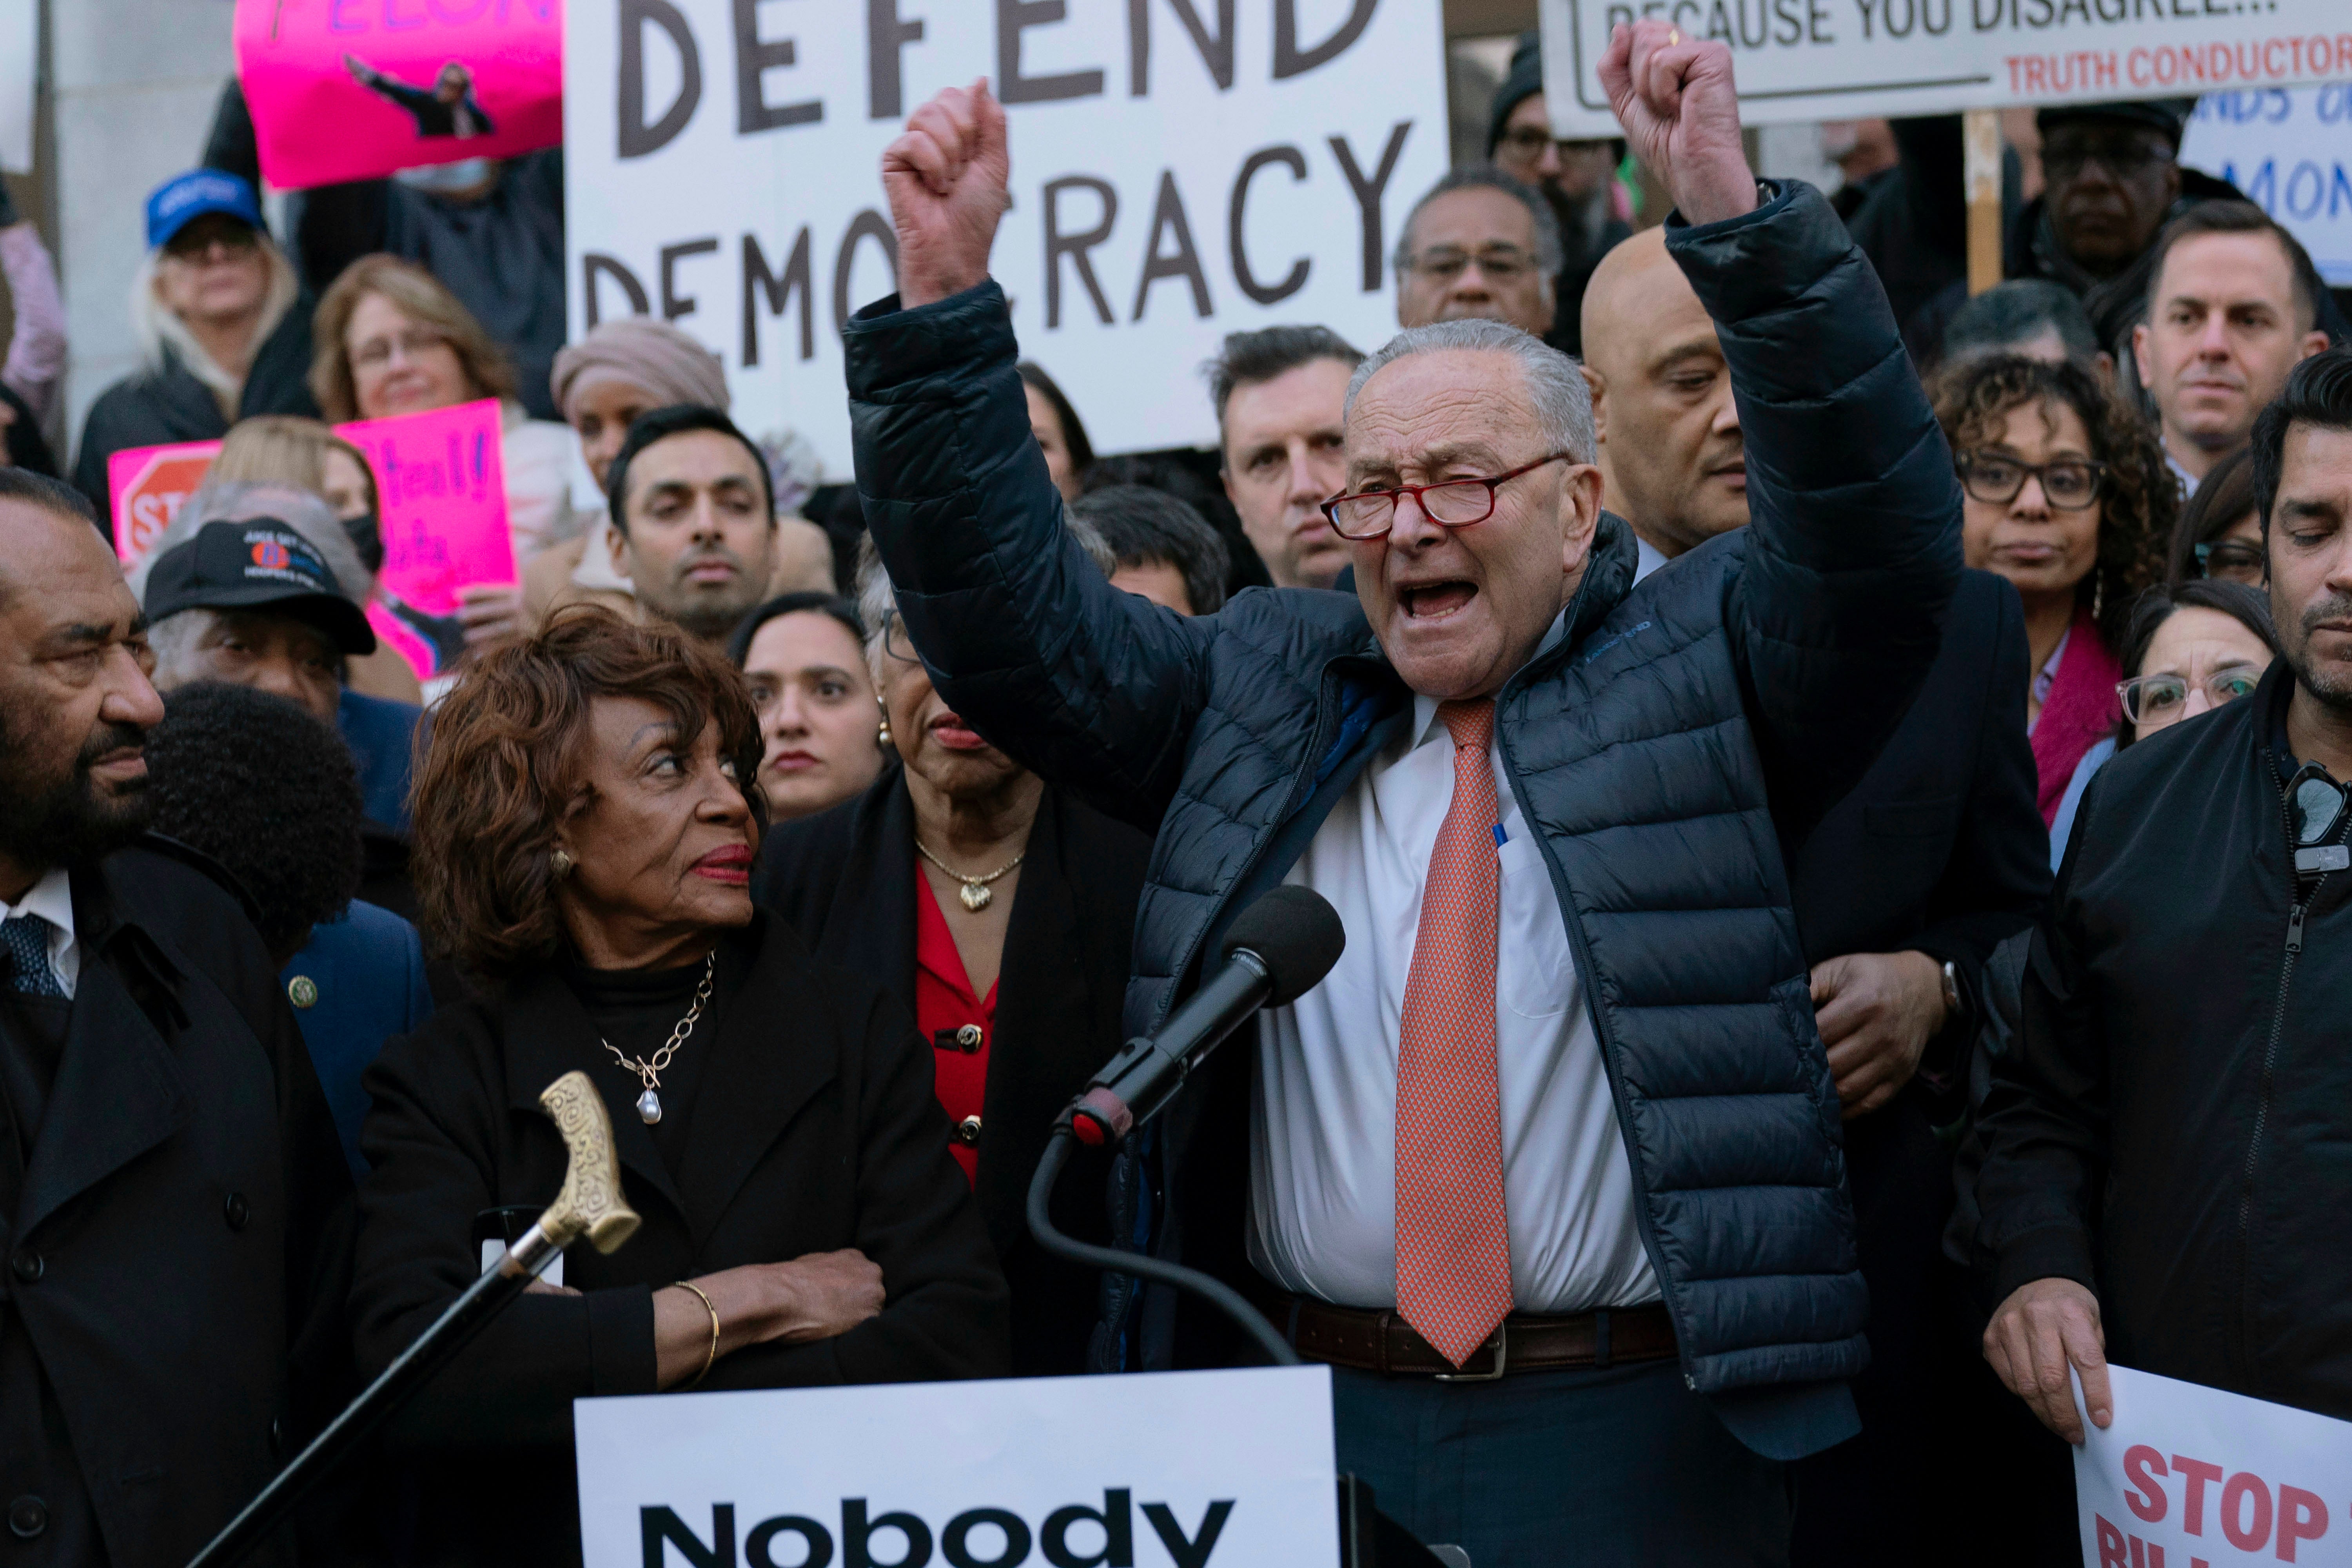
[0,467,353,1567]
[604,405,782,651]
[1583,220,2049,1567]
[1974,348,2352,1446]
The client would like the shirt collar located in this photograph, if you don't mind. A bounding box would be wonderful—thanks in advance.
[1408,606,1572,750]
[0,865,76,942]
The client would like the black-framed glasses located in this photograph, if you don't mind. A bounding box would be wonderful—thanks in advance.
[2041,143,2176,182]
[1320,454,1573,541]
[1497,127,1616,162]
[1399,245,1539,283]
[880,611,918,664]
[2194,539,2266,584]
[162,218,260,260]
[2116,666,2263,726]
[1955,450,2108,510]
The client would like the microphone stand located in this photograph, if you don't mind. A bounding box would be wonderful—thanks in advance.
[1027,1127,1298,1368]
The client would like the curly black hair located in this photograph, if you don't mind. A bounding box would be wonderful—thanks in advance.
[1934,352,2174,655]
[142,682,364,959]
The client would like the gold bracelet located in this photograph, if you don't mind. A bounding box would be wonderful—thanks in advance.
[675,1281,720,1388]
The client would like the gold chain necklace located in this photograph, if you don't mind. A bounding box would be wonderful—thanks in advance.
[914,838,1026,911]
[599,952,715,1125]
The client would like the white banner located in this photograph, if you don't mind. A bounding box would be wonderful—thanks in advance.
[2181,87,2352,287]
[0,0,33,175]
[575,1366,1342,1567]
[2073,1365,2352,1566]
[563,0,1450,479]
[1539,0,2352,136]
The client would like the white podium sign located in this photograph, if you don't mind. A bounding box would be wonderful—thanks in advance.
[575,1365,1341,1568]
[2073,1364,2352,1567]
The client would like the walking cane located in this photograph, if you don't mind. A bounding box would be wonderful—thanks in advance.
[187,1070,642,1568]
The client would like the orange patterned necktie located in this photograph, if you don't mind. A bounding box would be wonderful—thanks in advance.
[1394,697,1515,1368]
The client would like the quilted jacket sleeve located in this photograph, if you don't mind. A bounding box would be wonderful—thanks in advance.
[843,284,1217,832]
[1668,180,1964,833]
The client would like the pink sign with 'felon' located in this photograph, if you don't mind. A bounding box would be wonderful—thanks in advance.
[233,0,559,191]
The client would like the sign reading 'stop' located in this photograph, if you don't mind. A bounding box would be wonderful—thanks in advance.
[1540,0,2352,134]
[564,0,1450,478]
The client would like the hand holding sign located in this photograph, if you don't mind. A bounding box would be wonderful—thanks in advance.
[1598,22,1756,229]
[882,80,1012,310]
[1987,1276,2114,1445]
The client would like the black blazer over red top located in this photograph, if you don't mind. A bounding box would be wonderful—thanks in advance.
[755,764,1152,1376]
[352,911,1005,1567]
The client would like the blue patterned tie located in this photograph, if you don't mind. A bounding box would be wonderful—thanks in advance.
[2,914,64,999]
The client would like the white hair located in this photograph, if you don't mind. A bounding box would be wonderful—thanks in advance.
[128,479,372,607]
[1344,318,1598,464]
[129,237,301,410]
[856,516,1117,686]
[147,606,220,690]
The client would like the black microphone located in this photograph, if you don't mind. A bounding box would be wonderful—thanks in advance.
[1065,886,1345,1147]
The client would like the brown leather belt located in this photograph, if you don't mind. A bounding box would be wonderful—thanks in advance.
[1254,1288,1678,1379]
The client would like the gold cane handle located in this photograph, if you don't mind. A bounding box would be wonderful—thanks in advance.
[535,1070,641,1255]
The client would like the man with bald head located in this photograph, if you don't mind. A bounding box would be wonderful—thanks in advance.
[1582,144,2050,1568]
[849,25,1964,1564]
[0,468,352,1566]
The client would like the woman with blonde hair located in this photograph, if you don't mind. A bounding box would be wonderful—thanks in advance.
[74,170,317,535]
[209,414,422,705]
[311,254,577,651]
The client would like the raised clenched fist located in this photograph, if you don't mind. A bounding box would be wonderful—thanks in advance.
[880,79,1012,309]
[1597,21,1757,228]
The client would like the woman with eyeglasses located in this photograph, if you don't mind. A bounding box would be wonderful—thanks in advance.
[2046,579,2278,868]
[753,533,1151,1376]
[2164,445,2265,587]
[1935,353,2172,824]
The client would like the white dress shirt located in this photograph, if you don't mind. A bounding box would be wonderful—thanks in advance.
[1632,531,1670,583]
[1248,681,1660,1314]
[0,866,80,998]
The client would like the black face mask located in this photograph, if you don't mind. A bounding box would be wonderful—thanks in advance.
[343,510,385,576]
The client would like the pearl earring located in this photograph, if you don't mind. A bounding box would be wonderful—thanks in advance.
[877,700,892,748]
[550,848,575,879]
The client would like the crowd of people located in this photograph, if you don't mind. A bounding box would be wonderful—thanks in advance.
[2,19,2351,1568]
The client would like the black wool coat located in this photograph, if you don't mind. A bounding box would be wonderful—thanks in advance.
[755,766,1152,1376]
[351,912,1006,1568]
[0,844,353,1568]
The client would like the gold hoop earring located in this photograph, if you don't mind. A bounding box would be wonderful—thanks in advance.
[877,699,892,748]
[550,848,575,880]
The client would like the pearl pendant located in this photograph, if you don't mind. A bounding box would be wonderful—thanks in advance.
[637,1087,662,1125]
[958,882,991,912]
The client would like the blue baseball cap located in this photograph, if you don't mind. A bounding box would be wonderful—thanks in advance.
[144,169,266,252]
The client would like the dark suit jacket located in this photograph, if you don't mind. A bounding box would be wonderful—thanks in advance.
[755,766,1152,1376]
[0,844,352,1568]
[352,912,1005,1567]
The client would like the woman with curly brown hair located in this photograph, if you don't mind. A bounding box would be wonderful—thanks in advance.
[1935,353,2173,823]
[350,606,1005,1567]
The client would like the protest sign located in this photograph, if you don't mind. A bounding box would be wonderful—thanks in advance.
[574,1366,1342,1568]
[233,0,561,191]
[339,397,513,681]
[109,440,226,564]
[2074,1364,2352,1566]
[2181,87,2352,287]
[563,0,1450,475]
[1539,0,2352,135]
[0,0,33,175]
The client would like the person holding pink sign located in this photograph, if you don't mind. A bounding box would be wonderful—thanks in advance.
[311,254,575,654]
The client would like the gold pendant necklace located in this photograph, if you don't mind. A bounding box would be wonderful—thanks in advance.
[914,838,1026,911]
[599,953,715,1125]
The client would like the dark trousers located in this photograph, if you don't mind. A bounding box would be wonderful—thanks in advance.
[1331,1357,1792,1567]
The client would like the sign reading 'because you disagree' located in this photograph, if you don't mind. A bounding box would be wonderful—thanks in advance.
[564,0,1450,475]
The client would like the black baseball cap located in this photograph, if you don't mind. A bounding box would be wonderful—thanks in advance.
[142,520,377,655]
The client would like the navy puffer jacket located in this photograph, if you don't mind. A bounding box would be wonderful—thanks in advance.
[846,181,1961,1459]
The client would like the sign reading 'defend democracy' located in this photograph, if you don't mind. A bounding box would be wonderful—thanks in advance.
[2181,87,2352,287]
[563,0,1449,475]
[2072,1365,2352,1567]
[573,1367,1341,1567]
[1539,0,2352,134]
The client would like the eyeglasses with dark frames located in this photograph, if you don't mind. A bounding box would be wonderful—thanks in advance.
[1319,454,1575,541]
[2194,539,2266,583]
[1399,246,1540,283]
[1955,450,2109,510]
